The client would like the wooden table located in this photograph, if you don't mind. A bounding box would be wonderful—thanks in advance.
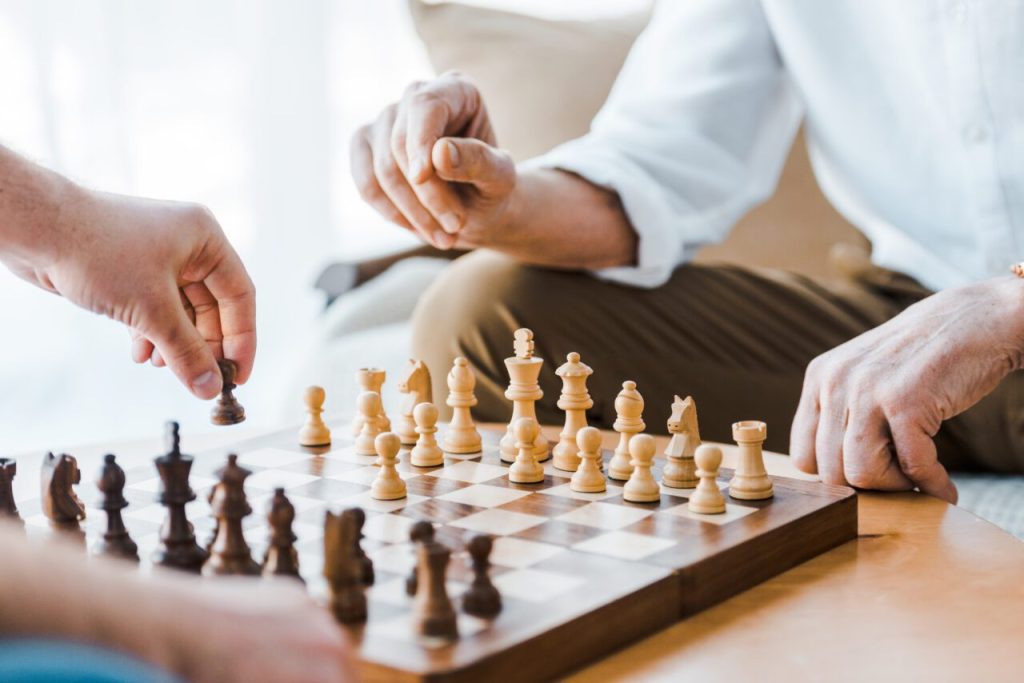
[13,426,1024,681]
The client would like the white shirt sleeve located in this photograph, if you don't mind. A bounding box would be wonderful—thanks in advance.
[523,0,802,288]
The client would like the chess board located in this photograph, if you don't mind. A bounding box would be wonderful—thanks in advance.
[16,423,857,683]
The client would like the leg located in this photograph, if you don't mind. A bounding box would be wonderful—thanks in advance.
[411,251,905,453]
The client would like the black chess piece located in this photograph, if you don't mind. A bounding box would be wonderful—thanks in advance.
[262,488,302,581]
[40,452,87,545]
[211,359,246,425]
[405,520,435,596]
[461,534,502,618]
[324,508,367,625]
[204,454,260,576]
[351,507,374,586]
[0,457,23,527]
[153,421,209,572]
[94,454,139,562]
[413,540,458,639]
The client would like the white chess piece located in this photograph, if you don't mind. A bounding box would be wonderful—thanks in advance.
[351,368,389,436]
[570,426,606,493]
[499,329,549,462]
[298,385,331,447]
[623,434,660,503]
[443,357,483,454]
[688,444,726,514]
[552,352,593,472]
[508,417,544,484]
[608,381,644,481]
[354,391,385,456]
[410,402,445,467]
[371,432,407,500]
[729,421,773,500]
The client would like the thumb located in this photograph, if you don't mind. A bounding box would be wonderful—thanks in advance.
[139,289,222,399]
[891,424,958,504]
[431,137,515,197]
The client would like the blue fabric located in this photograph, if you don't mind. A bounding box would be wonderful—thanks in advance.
[0,640,180,683]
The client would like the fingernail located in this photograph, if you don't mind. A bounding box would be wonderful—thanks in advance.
[440,212,462,234]
[411,158,427,181]
[433,230,454,249]
[446,140,459,167]
[192,370,221,397]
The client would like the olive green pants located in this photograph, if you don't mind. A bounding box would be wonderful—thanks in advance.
[411,250,1024,474]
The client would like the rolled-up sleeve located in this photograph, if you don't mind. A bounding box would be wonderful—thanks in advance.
[523,0,802,288]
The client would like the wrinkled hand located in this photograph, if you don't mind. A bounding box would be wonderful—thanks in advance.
[351,71,517,250]
[790,278,1024,503]
[165,577,355,683]
[6,187,255,399]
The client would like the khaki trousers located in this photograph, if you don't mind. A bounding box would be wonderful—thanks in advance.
[411,250,1024,474]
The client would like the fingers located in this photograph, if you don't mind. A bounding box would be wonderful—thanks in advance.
[350,127,415,233]
[841,411,914,492]
[790,371,820,474]
[138,284,222,399]
[368,106,450,248]
[404,72,485,182]
[432,137,515,197]
[814,398,847,486]
[129,328,155,364]
[199,239,257,385]
[890,419,958,503]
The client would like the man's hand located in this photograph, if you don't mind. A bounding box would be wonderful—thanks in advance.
[351,71,517,250]
[2,183,255,400]
[165,577,355,683]
[790,278,1024,503]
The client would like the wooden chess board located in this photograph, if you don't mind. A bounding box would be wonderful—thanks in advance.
[15,423,857,683]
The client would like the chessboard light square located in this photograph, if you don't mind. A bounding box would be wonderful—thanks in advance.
[249,492,324,515]
[538,482,623,502]
[426,461,507,484]
[663,501,758,525]
[659,482,694,498]
[369,543,418,577]
[366,610,485,647]
[128,475,217,494]
[124,502,170,525]
[324,445,379,466]
[555,502,653,530]
[572,531,677,561]
[493,568,585,603]
[450,508,547,536]
[369,576,412,606]
[436,484,530,509]
[328,466,416,486]
[362,513,417,544]
[335,489,428,513]
[237,448,310,469]
[490,537,566,569]
[245,469,321,491]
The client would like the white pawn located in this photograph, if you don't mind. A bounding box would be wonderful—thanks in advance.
[443,357,483,454]
[688,444,726,514]
[508,417,544,484]
[371,432,406,500]
[410,402,444,467]
[354,391,384,456]
[298,385,331,447]
[570,427,606,493]
[622,434,660,503]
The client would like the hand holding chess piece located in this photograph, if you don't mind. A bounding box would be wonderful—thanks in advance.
[299,385,331,447]
[211,358,246,425]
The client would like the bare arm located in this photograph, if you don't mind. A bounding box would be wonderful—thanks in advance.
[0,522,354,682]
[351,72,636,271]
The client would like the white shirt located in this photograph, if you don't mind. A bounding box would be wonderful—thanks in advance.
[528,0,1024,291]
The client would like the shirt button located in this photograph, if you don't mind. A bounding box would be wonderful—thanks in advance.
[964,124,988,144]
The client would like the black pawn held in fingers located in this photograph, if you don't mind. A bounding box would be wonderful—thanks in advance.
[211,359,246,425]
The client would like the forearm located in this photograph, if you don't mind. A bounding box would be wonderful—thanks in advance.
[0,522,181,669]
[0,144,77,269]
[488,168,637,270]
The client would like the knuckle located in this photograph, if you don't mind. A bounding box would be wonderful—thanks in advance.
[372,157,401,185]
[402,79,426,98]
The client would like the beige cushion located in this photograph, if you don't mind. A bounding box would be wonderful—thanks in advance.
[409,0,867,278]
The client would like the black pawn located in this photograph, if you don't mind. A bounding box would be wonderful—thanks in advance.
[262,488,302,581]
[94,454,139,562]
[153,421,209,572]
[211,359,246,425]
[324,508,367,625]
[0,457,23,528]
[462,534,502,618]
[351,507,374,586]
[405,520,435,596]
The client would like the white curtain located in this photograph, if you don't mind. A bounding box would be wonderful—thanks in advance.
[0,0,428,452]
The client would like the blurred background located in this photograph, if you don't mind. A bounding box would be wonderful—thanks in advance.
[0,0,647,452]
